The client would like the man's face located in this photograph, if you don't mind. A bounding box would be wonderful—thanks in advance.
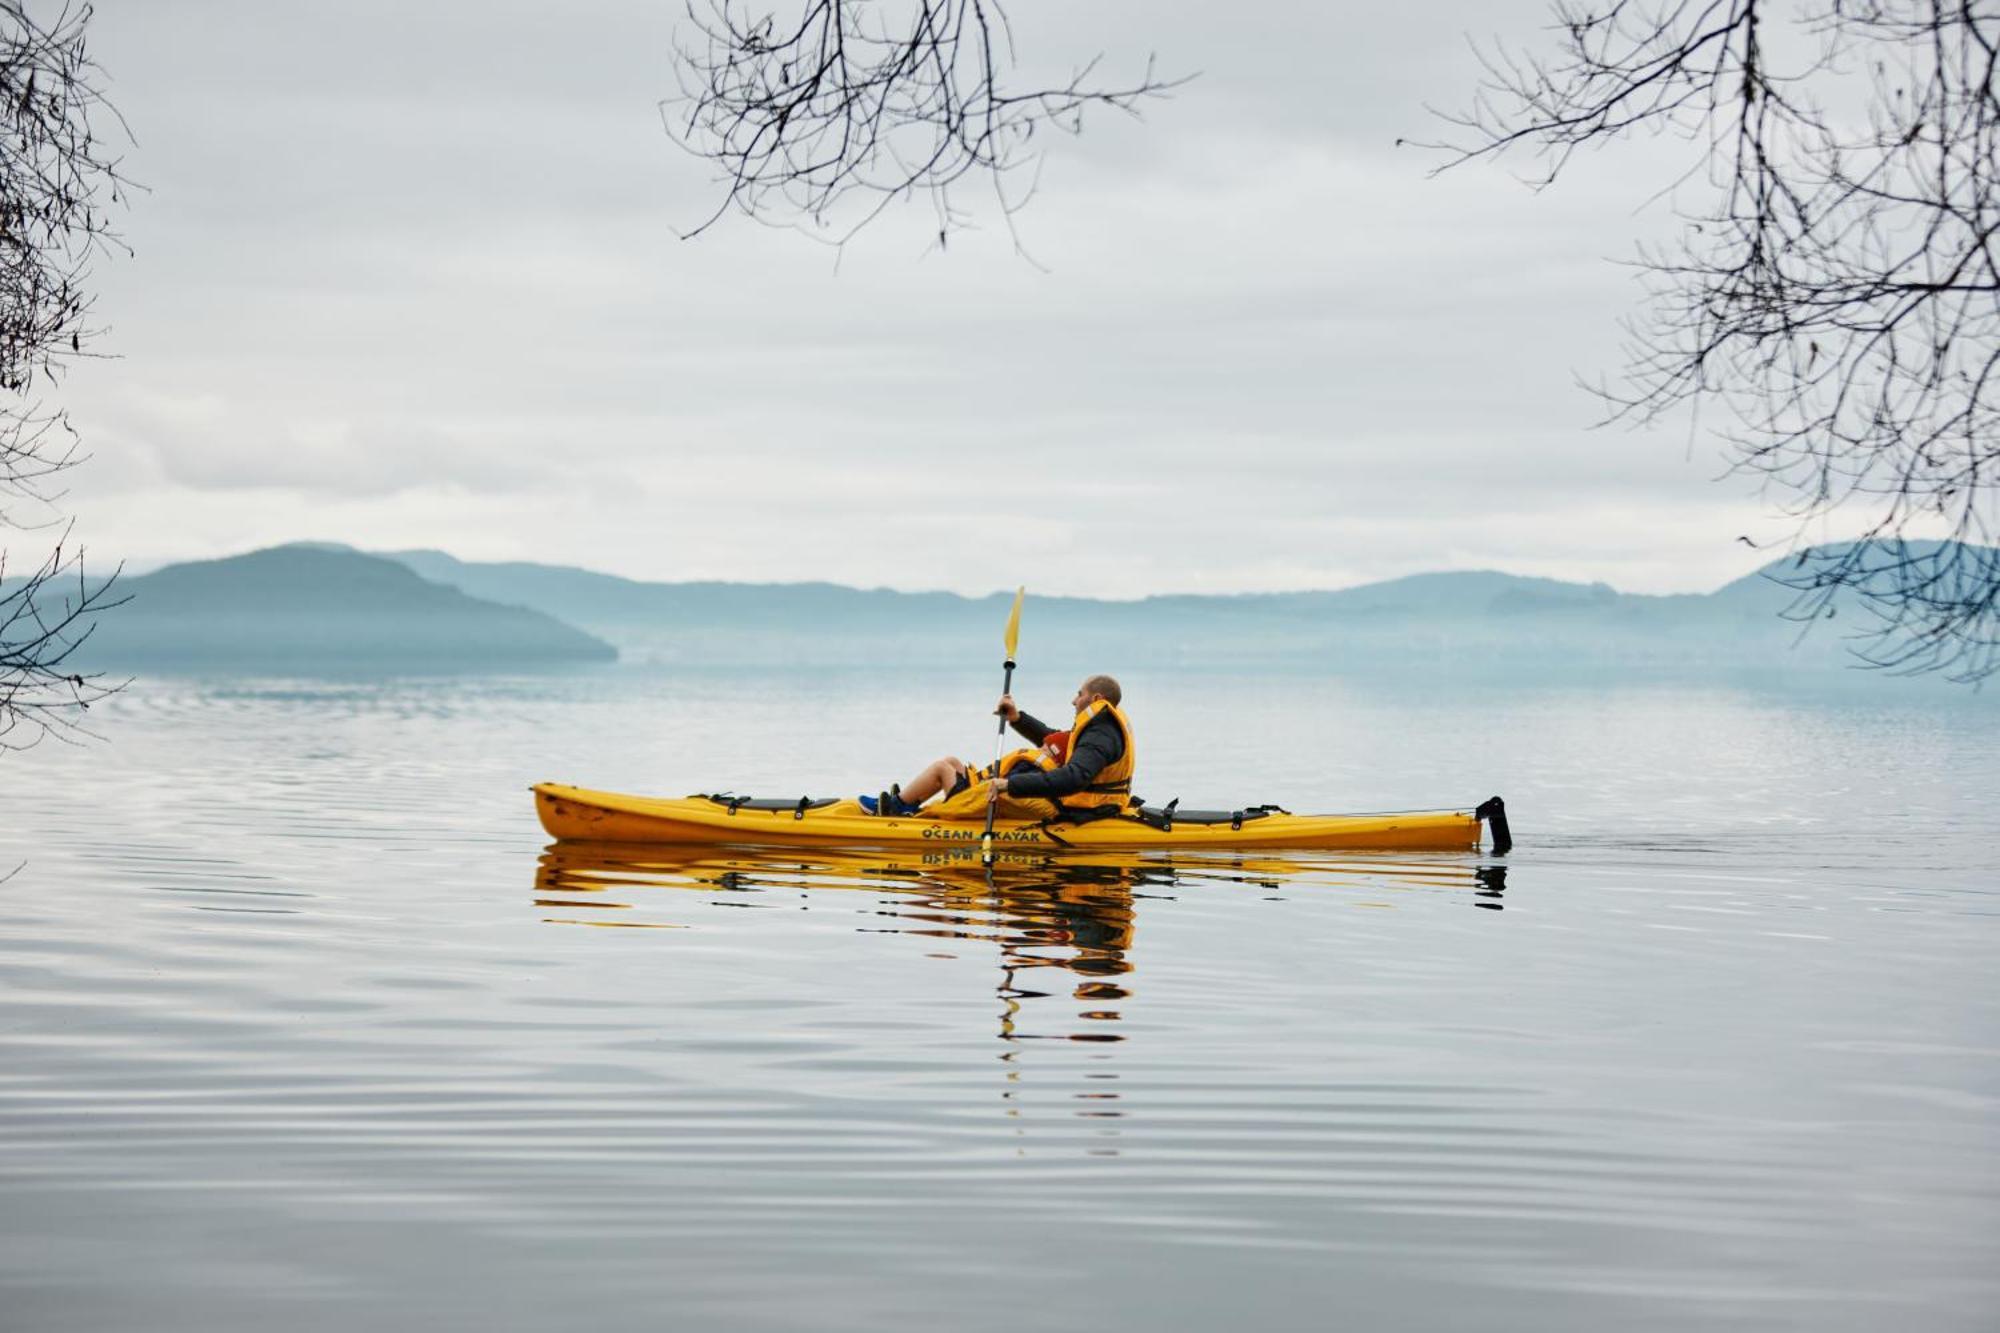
[1072,681,1095,713]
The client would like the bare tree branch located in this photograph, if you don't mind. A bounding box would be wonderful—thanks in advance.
[1,0,129,743]
[1433,1,2000,681]
[664,0,1186,248]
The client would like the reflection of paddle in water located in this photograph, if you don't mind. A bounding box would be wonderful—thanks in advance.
[965,865,1152,1155]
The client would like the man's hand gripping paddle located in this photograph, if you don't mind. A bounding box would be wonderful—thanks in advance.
[982,587,1025,867]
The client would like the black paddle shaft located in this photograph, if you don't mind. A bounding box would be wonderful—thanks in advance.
[982,659,1017,863]
[995,661,1016,740]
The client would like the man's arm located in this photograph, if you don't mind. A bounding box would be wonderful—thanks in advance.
[1010,711,1054,746]
[1002,714,1124,800]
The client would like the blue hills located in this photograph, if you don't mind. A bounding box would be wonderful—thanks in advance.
[380,543,1952,680]
[42,539,1993,681]
[74,545,616,671]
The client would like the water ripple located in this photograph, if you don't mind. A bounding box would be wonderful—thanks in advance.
[1,675,1995,1331]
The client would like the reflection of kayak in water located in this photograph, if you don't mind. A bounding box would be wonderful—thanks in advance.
[533,783,1511,853]
[533,840,1510,929]
[538,839,1506,892]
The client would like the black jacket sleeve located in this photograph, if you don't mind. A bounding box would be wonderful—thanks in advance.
[1009,711,1054,746]
[1003,712,1124,800]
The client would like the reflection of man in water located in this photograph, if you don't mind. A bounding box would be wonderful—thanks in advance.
[999,870,1139,979]
[887,852,1145,1037]
[971,862,1157,1053]
[874,674,1136,821]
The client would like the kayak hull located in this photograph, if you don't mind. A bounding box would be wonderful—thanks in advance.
[533,783,1488,852]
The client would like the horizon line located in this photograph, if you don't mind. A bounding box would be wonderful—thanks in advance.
[92,537,1965,604]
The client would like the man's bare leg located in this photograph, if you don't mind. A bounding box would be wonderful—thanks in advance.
[899,756,967,807]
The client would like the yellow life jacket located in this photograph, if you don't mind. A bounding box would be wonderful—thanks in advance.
[982,746,1060,781]
[1061,700,1136,812]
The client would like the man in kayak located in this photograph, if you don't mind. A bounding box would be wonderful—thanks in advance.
[869,674,1136,820]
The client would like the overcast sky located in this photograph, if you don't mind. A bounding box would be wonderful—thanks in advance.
[55,0,1803,598]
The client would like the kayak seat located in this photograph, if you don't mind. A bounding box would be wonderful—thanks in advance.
[697,794,840,820]
[1133,801,1287,833]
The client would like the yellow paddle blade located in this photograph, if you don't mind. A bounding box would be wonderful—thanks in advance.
[1003,586,1025,660]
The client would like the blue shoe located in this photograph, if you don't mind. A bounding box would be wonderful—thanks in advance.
[863,787,920,817]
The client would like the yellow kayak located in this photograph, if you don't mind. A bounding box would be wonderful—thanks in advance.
[533,783,1510,853]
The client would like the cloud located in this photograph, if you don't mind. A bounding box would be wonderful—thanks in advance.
[54,0,1785,600]
[79,387,576,498]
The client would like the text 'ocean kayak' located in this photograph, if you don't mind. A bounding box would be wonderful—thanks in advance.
[534,784,1511,853]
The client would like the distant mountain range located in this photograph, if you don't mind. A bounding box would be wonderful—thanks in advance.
[33,539,1989,681]
[376,544,1854,676]
[71,546,615,671]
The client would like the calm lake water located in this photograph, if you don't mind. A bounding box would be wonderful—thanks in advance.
[3,665,1996,1331]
